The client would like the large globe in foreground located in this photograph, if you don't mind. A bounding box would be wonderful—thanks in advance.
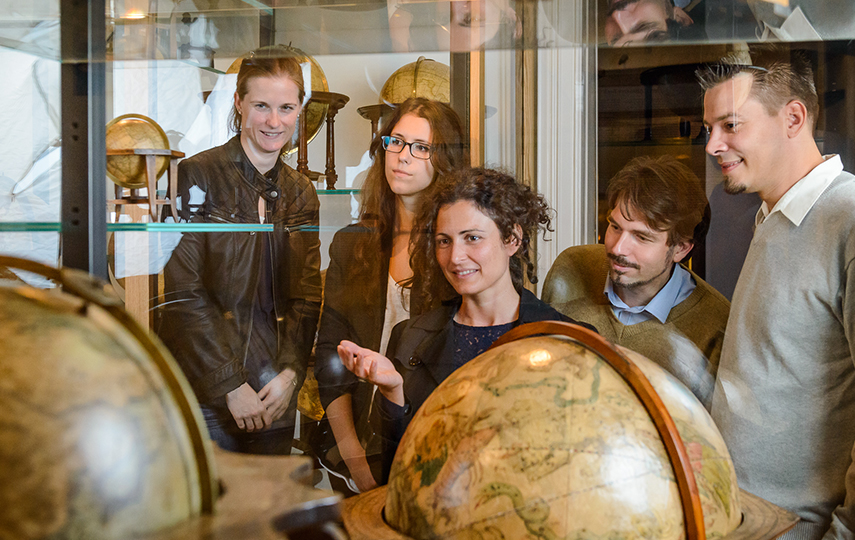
[0,266,215,539]
[343,325,797,540]
[384,333,742,539]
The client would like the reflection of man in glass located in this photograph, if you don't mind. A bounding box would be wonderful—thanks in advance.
[389,0,519,52]
[449,0,520,51]
[604,0,694,46]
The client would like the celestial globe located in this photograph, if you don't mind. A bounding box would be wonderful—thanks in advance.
[343,322,798,540]
[105,113,170,189]
[380,57,450,105]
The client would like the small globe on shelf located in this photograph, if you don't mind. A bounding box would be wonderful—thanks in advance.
[380,56,450,105]
[105,113,170,189]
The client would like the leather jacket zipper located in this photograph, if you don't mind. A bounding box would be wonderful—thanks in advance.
[269,223,281,360]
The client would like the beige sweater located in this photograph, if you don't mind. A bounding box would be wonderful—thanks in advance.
[542,244,730,409]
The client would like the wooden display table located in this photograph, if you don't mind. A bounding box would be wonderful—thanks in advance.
[357,103,395,140]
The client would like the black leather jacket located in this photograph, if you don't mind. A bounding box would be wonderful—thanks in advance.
[314,224,427,411]
[158,136,322,404]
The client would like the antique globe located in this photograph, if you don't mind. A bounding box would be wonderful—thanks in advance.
[0,257,345,539]
[380,57,450,105]
[0,257,216,539]
[342,323,797,540]
[105,113,170,189]
[228,44,330,154]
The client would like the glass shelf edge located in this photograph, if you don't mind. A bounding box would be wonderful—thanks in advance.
[0,223,360,232]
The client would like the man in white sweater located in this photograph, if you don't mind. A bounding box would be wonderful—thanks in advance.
[699,47,855,539]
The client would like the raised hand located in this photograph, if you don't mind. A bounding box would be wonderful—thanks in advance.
[337,340,405,405]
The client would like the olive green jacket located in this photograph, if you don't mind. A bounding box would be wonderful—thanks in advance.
[542,244,729,409]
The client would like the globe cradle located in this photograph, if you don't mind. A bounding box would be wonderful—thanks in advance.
[342,324,798,540]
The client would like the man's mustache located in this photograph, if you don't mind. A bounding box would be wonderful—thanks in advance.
[607,252,639,270]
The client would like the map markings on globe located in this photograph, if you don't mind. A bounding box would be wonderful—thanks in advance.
[342,322,798,540]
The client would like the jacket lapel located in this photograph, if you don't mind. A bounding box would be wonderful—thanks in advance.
[392,300,458,385]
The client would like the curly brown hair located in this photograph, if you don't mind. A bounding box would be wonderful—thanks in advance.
[408,167,553,306]
[350,98,467,308]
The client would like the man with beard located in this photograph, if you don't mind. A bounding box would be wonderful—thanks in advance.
[699,47,855,539]
[543,155,729,408]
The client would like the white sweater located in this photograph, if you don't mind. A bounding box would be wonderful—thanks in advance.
[712,171,855,540]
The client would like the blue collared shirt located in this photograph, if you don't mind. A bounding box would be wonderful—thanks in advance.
[604,264,696,325]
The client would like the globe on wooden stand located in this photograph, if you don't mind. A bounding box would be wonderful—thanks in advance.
[342,322,799,540]
[229,45,351,189]
[358,57,450,141]
[105,113,182,222]
[227,44,330,155]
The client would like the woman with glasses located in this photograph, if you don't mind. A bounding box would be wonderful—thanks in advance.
[314,98,467,494]
[337,168,595,482]
[159,48,322,455]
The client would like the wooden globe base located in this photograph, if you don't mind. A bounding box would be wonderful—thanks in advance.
[341,486,798,540]
[339,321,800,540]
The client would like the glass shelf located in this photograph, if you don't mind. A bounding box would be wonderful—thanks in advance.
[317,188,359,194]
[0,223,364,232]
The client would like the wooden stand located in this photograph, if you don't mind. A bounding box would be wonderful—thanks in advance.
[297,91,350,190]
[108,148,185,222]
[357,103,395,140]
[107,148,183,329]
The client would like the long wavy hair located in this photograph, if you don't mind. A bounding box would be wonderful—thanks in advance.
[409,167,553,307]
[351,98,467,309]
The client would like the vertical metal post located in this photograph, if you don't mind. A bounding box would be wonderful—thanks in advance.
[451,50,485,167]
[61,0,108,279]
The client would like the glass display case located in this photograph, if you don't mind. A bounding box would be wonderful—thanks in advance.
[1,0,597,299]
[3,0,855,534]
[4,0,854,300]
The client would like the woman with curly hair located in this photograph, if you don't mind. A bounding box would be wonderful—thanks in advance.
[314,98,467,493]
[337,167,595,481]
